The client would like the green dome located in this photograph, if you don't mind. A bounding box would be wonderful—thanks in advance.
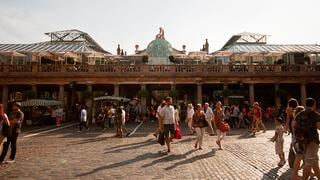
[146,39,173,58]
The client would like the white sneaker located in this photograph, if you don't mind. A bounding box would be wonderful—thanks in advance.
[6,159,15,163]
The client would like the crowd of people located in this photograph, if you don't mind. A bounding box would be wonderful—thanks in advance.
[0,95,319,180]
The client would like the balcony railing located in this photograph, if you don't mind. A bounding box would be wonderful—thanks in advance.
[1,64,319,75]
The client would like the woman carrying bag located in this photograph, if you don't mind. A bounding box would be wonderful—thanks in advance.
[192,104,208,150]
[214,101,229,150]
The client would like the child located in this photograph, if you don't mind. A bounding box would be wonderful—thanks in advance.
[270,117,286,166]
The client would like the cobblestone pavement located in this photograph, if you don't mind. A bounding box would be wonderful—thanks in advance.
[0,122,316,179]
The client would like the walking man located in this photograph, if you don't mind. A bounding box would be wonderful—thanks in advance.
[295,98,320,179]
[0,102,24,163]
[79,105,89,132]
[159,97,178,153]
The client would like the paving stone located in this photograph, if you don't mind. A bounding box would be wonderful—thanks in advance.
[0,122,317,179]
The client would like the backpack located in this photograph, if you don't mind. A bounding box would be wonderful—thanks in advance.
[294,111,310,143]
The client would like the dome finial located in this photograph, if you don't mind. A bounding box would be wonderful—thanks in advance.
[155,27,165,40]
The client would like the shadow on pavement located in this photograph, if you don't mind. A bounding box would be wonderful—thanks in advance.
[104,138,157,154]
[142,149,198,168]
[104,138,155,151]
[75,152,167,177]
[262,166,281,179]
[67,136,116,146]
[164,149,216,170]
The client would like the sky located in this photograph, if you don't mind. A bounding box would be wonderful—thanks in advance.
[0,0,319,54]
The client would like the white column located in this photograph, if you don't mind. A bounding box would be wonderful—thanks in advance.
[300,83,307,107]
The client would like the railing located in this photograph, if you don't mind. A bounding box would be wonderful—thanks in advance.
[0,64,319,75]
[8,65,32,72]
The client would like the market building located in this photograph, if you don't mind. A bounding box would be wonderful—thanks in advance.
[0,28,319,122]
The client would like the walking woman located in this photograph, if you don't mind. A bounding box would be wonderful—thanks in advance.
[214,101,226,150]
[0,102,24,164]
[186,103,194,134]
[192,104,208,150]
[0,104,10,151]
[251,102,266,135]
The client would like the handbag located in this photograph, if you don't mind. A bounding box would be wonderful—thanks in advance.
[175,125,182,139]
[158,132,165,145]
[219,122,230,132]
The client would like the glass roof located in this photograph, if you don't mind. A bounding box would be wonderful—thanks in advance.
[146,39,173,57]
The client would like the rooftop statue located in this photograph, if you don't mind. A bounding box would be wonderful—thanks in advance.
[155,27,165,40]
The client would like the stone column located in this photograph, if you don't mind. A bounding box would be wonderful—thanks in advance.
[223,83,228,106]
[170,83,176,103]
[249,83,255,105]
[114,84,119,96]
[197,83,202,105]
[140,84,147,118]
[2,85,8,112]
[59,85,64,104]
[87,84,93,124]
[275,84,281,108]
[31,84,37,97]
[300,83,307,107]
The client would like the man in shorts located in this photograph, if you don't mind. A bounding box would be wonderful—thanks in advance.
[295,98,320,179]
[159,97,177,153]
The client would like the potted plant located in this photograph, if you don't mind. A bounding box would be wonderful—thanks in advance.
[222,89,233,97]
[169,89,179,98]
[142,55,149,64]
[138,89,149,97]
[169,55,175,63]
[23,90,37,100]
[276,89,287,98]
[81,90,92,100]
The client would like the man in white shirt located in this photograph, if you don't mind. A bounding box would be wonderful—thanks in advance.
[120,106,128,135]
[159,97,177,153]
[204,102,215,135]
[153,101,166,138]
[79,105,89,132]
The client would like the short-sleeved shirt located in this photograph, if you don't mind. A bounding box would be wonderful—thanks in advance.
[160,105,175,125]
[231,107,240,117]
[80,109,87,122]
[214,109,224,127]
[55,108,63,118]
[205,107,213,120]
[275,125,285,142]
[187,108,194,119]
[295,109,320,144]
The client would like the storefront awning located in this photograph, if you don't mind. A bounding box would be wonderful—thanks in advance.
[21,99,63,107]
[94,96,130,102]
